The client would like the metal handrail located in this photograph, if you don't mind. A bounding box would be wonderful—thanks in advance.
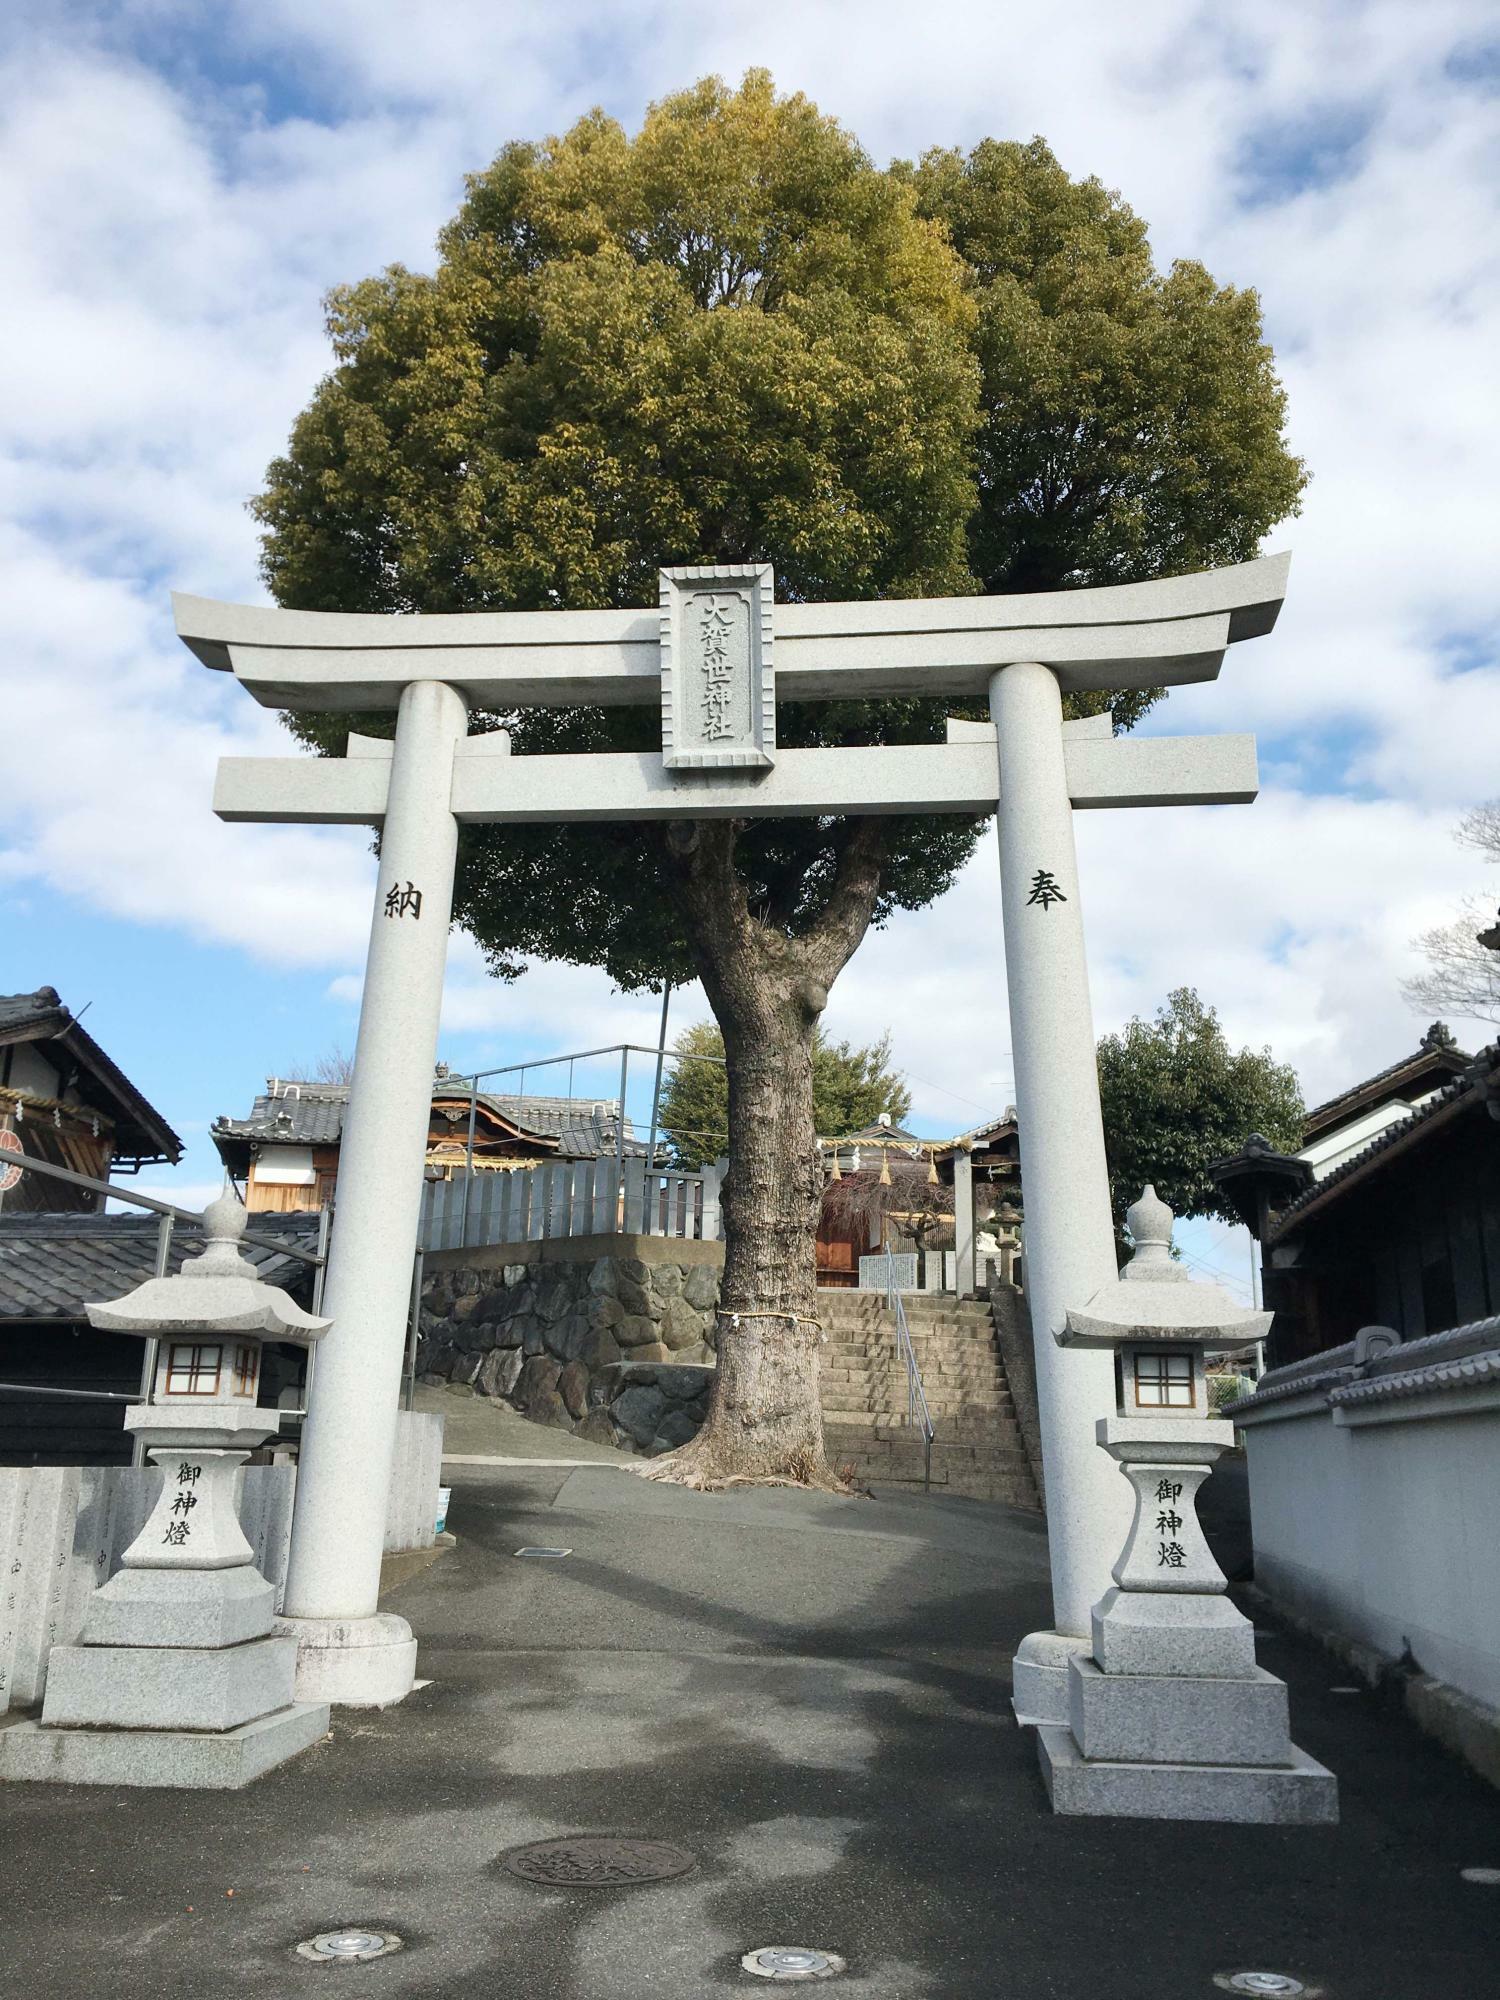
[0,1147,327,1267]
[0,1381,138,1402]
[883,1248,935,1492]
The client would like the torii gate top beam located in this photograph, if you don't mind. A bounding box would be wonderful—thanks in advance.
[174,552,1288,715]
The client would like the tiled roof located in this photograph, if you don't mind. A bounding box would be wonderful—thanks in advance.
[0,1211,321,1321]
[212,1081,649,1162]
[0,988,70,1037]
[830,1120,924,1147]
[1267,1045,1499,1241]
[0,987,181,1167]
[1302,1023,1469,1136]
[1330,1343,1500,1410]
[1228,1312,1500,1420]
[939,1108,1018,1151]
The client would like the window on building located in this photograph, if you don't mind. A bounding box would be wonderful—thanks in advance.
[164,1343,222,1396]
[1133,1350,1194,1409]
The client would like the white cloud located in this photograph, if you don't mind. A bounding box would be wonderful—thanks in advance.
[1,0,1497,1149]
[827,785,1498,1127]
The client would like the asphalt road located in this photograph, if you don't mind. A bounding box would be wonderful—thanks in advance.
[0,1464,1496,1999]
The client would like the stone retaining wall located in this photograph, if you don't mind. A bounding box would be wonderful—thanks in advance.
[418,1235,723,1456]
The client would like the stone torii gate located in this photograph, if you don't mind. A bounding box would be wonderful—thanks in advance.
[177,554,1289,1709]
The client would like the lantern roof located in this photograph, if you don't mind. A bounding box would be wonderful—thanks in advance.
[1061,1186,1272,1348]
[86,1192,331,1344]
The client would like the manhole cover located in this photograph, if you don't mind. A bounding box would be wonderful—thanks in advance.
[501,1835,696,1886]
[741,1945,845,1980]
[1213,1976,1306,1997]
[296,1929,403,1962]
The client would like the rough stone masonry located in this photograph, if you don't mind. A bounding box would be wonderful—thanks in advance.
[416,1236,723,1457]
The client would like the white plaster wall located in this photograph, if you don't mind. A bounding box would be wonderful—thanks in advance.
[6,1046,63,1098]
[1245,1402,1500,1711]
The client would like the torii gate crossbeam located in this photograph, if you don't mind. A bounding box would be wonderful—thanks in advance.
[176,554,1289,1716]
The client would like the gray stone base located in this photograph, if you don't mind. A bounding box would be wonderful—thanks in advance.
[79,1566,274,1650]
[1011,1630,1091,1726]
[1069,1657,1291,1767]
[1037,1725,1338,1824]
[0,1704,330,1790]
[275,1611,417,1708]
[41,1635,296,1733]
[1092,1586,1256,1678]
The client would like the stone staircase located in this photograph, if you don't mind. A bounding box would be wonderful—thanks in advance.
[816,1290,1041,1509]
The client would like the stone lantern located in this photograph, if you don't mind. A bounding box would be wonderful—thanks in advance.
[0,1193,333,1789]
[1035,1186,1338,1823]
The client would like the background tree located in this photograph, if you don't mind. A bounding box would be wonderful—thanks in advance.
[1402,801,1500,1027]
[658,1020,911,1169]
[254,73,1305,1485]
[1095,988,1304,1233]
[283,1047,356,1086]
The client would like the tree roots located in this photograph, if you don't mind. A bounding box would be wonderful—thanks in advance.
[629,1437,860,1496]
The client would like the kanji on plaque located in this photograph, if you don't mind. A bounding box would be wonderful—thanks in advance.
[660,563,775,770]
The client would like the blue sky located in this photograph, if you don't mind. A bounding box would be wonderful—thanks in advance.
[3,1,1498,1300]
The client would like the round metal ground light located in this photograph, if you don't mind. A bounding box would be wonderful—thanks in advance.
[501,1835,697,1887]
[1213,1975,1307,1997]
[741,1946,846,1981]
[296,1929,404,1963]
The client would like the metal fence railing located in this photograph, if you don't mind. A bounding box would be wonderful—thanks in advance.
[883,1247,935,1492]
[441,1030,729,1245]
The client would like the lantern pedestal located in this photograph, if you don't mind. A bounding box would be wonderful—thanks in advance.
[2,1433,331,1790]
[1033,1188,1338,1823]
[1035,1414,1337,1822]
[0,1195,333,1791]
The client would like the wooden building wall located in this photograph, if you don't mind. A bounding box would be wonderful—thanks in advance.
[1265,1112,1500,1365]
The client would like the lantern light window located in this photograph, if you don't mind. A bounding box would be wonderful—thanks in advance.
[1133,1350,1194,1409]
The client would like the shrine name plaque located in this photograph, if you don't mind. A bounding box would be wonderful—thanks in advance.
[660,562,776,771]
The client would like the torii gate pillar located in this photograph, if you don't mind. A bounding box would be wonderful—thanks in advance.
[991,662,1133,1723]
[277,679,468,1705]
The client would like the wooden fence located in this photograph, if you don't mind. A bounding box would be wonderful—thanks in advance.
[419,1156,724,1253]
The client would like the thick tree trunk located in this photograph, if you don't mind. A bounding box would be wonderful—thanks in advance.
[643,818,885,1488]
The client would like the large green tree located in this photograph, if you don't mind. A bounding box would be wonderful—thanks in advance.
[254,73,1304,1485]
[1096,988,1305,1233]
[659,1020,912,1169]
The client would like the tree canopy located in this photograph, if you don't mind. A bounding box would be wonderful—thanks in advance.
[251,75,1308,1485]
[1095,988,1304,1232]
[254,73,1306,996]
[658,1019,912,1168]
